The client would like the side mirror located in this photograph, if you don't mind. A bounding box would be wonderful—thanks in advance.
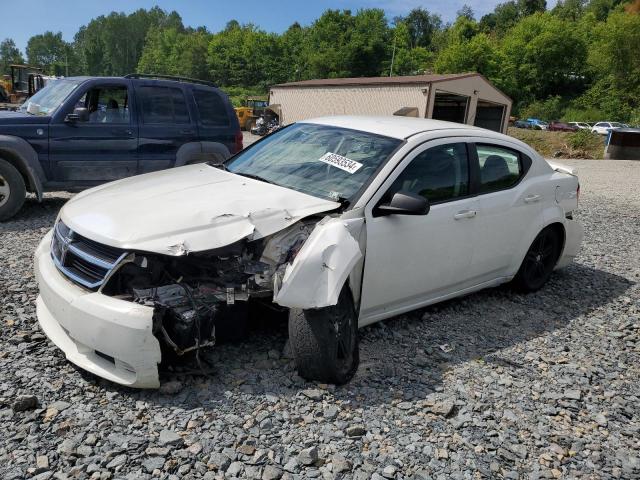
[65,107,89,123]
[374,191,430,217]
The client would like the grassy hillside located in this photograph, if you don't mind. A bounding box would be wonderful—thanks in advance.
[507,127,606,159]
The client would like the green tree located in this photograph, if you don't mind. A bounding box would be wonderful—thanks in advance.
[26,32,74,75]
[517,0,547,16]
[394,8,442,49]
[479,2,521,36]
[576,10,640,120]
[300,9,390,79]
[138,27,211,80]
[0,38,25,75]
[388,22,433,75]
[500,12,588,103]
[74,7,183,76]
[551,0,587,20]
[456,4,476,20]
[435,33,512,92]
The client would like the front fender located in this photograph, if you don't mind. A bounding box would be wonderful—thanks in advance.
[274,217,365,310]
[0,135,45,201]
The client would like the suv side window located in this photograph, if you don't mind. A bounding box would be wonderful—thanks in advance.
[475,144,522,193]
[193,89,229,127]
[388,143,469,204]
[77,86,130,124]
[139,86,190,124]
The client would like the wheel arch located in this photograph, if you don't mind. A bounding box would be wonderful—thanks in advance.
[174,141,231,167]
[0,135,45,201]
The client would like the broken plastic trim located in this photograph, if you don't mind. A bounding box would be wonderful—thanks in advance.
[274,217,364,309]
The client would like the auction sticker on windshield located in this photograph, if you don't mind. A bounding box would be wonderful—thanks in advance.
[318,152,363,174]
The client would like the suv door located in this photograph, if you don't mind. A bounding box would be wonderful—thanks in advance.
[49,80,138,185]
[191,87,238,158]
[135,82,198,174]
[467,142,542,282]
[359,140,478,323]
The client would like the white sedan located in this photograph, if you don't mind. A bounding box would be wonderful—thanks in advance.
[591,121,626,135]
[34,116,583,387]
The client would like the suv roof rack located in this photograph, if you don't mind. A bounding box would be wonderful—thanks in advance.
[124,73,217,87]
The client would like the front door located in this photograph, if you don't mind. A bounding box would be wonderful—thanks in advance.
[359,140,478,324]
[49,81,138,185]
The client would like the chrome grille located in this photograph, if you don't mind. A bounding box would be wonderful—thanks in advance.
[51,221,127,290]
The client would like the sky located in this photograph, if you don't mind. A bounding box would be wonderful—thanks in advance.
[5,0,559,54]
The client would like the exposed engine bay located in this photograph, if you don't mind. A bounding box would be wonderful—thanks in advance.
[100,220,317,357]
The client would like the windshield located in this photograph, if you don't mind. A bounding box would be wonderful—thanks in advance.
[19,79,83,116]
[226,123,402,202]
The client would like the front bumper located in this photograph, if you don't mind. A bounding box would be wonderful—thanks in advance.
[35,230,161,388]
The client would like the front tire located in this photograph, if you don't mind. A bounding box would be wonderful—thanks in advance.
[0,159,26,221]
[512,227,561,292]
[288,287,359,384]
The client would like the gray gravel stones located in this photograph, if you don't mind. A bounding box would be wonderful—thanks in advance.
[158,429,183,447]
[297,446,319,465]
[12,394,37,411]
[1,160,640,479]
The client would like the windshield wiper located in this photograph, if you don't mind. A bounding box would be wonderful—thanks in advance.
[233,172,275,185]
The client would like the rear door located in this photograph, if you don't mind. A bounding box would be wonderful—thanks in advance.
[135,82,198,174]
[466,142,542,282]
[192,87,239,157]
[49,79,138,185]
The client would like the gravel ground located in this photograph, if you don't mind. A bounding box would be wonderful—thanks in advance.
[1,160,638,480]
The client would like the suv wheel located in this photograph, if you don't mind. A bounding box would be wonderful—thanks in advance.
[0,159,26,221]
[288,286,359,385]
[511,227,561,292]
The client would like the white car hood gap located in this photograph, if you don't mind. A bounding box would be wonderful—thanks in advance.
[61,164,340,255]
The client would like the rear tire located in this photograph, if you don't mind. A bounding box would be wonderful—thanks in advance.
[0,159,26,221]
[288,287,359,385]
[511,227,561,292]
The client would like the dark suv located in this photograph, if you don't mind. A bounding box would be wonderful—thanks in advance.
[0,74,242,220]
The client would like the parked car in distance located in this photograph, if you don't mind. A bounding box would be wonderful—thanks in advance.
[34,116,584,388]
[569,122,592,130]
[514,120,532,129]
[549,121,579,132]
[0,74,242,221]
[527,118,549,130]
[591,121,626,135]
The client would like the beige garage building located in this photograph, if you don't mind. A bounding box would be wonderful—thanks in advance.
[269,73,512,133]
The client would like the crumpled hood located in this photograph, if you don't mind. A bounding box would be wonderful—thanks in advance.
[61,164,340,255]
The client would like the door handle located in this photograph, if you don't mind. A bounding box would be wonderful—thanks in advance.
[454,210,477,220]
[112,129,133,136]
[524,194,541,204]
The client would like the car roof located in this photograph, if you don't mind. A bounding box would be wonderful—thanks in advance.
[301,115,497,140]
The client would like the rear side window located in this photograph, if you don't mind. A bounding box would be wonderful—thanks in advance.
[388,143,469,204]
[193,89,229,127]
[475,144,522,193]
[139,86,190,124]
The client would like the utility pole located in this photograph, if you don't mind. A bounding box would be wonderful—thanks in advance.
[389,33,397,77]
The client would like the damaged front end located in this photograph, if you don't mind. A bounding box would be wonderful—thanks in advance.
[100,220,320,359]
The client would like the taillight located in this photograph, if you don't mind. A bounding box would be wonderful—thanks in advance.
[234,130,243,153]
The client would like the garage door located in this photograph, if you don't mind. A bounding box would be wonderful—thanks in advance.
[474,100,506,132]
[431,91,469,125]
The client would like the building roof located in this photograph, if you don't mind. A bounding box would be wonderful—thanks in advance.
[272,73,480,88]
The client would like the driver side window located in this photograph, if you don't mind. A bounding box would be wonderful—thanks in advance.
[75,86,130,124]
[388,143,469,204]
